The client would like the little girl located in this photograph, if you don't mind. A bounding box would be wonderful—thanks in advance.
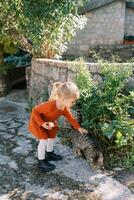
[28,81,87,172]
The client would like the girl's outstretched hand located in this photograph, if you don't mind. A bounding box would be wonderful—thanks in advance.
[78,127,88,135]
[42,122,54,130]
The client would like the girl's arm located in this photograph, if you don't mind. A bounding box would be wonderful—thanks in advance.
[31,103,47,126]
[62,107,81,129]
[62,107,88,134]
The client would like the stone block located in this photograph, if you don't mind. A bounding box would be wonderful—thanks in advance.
[93,74,103,85]
[58,68,68,82]
[126,76,134,91]
[67,69,76,82]
[88,63,98,73]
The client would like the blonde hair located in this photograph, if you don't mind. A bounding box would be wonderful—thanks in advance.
[49,82,79,100]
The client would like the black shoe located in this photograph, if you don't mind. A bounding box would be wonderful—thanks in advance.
[38,159,56,172]
[46,151,62,161]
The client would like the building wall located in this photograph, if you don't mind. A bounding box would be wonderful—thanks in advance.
[65,0,125,56]
[125,8,134,36]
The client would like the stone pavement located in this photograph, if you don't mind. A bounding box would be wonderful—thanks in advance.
[0,90,133,200]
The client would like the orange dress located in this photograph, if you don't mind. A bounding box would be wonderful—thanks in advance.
[28,99,81,139]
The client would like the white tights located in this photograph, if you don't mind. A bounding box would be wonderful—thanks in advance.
[37,138,55,160]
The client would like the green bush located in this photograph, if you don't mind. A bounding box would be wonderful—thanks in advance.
[75,58,134,169]
[0,36,18,75]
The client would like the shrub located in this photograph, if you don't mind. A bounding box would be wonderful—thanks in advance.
[75,58,134,169]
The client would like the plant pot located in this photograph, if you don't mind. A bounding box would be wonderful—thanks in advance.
[0,74,9,96]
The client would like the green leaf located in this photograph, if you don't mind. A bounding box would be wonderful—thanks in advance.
[116,131,122,140]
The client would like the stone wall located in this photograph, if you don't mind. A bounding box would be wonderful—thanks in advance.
[0,75,8,96]
[28,59,103,103]
[63,44,134,62]
[87,44,134,62]
[125,8,134,36]
[65,0,125,57]
[28,59,134,104]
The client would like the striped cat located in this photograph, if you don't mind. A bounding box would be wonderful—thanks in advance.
[71,103,103,170]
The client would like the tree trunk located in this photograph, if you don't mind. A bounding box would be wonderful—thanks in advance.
[0,43,9,96]
[0,43,4,66]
